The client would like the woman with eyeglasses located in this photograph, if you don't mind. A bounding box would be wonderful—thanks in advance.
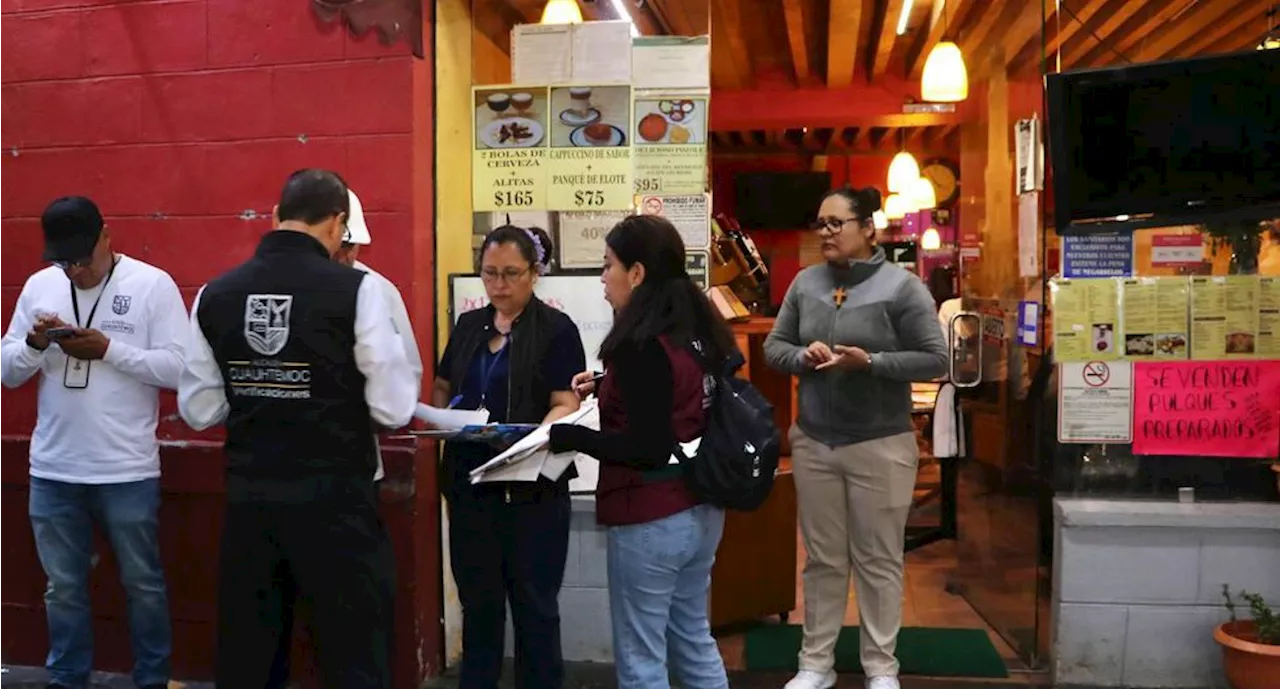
[430,224,586,689]
[764,187,947,689]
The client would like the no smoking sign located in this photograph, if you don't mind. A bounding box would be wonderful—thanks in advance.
[1082,361,1110,387]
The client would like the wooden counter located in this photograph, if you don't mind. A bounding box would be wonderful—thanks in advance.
[710,316,798,628]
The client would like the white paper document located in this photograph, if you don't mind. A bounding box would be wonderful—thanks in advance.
[413,403,489,431]
[470,401,599,484]
[631,36,710,91]
[571,21,633,84]
[512,23,572,85]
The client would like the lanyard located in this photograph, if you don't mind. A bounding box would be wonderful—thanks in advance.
[70,257,119,329]
[478,340,508,409]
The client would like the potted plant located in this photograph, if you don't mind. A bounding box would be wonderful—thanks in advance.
[1200,219,1278,275]
[1215,584,1280,689]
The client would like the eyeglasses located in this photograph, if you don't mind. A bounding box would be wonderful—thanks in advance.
[480,267,531,284]
[809,217,860,235]
[52,256,93,270]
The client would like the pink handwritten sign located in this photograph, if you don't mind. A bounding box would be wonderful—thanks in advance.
[1133,361,1280,458]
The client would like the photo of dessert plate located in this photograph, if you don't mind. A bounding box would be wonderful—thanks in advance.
[559,107,602,126]
[570,124,626,147]
[480,117,544,149]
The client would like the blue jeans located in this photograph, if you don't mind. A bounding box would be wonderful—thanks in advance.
[28,477,172,689]
[606,504,728,689]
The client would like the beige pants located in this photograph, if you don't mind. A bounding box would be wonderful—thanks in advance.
[791,425,919,677]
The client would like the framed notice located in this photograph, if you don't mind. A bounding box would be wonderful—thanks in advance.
[1057,361,1134,444]
[557,210,629,269]
[638,193,710,250]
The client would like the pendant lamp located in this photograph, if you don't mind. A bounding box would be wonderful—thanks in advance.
[922,41,968,102]
[921,227,942,251]
[541,0,583,24]
[884,194,908,221]
[872,210,889,231]
[908,176,937,210]
[887,151,920,194]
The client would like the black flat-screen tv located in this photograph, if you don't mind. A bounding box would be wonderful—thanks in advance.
[734,171,831,230]
[1046,49,1280,234]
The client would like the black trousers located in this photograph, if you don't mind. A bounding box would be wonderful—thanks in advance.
[216,479,394,689]
[449,482,571,689]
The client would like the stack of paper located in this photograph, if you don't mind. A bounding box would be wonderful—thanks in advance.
[469,400,599,484]
[414,403,489,430]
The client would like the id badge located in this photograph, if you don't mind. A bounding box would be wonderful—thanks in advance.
[63,358,90,389]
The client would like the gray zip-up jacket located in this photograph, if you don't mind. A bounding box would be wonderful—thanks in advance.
[764,248,948,447]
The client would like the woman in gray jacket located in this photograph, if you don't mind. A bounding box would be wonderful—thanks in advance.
[765,186,947,689]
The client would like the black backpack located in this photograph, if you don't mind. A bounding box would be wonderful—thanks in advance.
[674,355,781,511]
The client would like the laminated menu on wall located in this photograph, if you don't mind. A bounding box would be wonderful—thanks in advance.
[1190,276,1260,360]
[1259,276,1278,358]
[1051,278,1120,362]
[1119,277,1189,359]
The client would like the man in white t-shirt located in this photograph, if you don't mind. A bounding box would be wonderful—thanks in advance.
[333,188,425,479]
[0,196,187,689]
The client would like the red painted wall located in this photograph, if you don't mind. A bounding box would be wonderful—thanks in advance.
[1,0,440,683]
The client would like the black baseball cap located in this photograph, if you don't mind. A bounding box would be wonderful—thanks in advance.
[41,196,104,262]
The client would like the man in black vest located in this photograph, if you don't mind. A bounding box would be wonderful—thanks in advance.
[177,168,417,688]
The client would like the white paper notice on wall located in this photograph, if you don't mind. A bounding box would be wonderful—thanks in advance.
[511,23,572,85]
[631,36,711,91]
[1015,118,1044,193]
[1018,192,1040,278]
[1057,361,1134,444]
[571,21,634,84]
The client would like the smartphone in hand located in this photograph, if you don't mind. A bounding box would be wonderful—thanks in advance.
[45,328,76,341]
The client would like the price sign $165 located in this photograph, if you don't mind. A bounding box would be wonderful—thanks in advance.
[574,190,605,208]
[494,190,534,208]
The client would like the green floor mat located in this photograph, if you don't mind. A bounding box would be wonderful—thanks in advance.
[742,625,1009,678]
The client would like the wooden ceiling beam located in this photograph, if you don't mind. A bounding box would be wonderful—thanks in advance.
[710,77,975,130]
[906,0,978,78]
[827,0,868,87]
[710,0,753,89]
[782,0,813,84]
[1168,1,1272,58]
[992,0,1060,76]
[905,125,927,149]
[1058,0,1146,68]
[868,0,904,82]
[1130,0,1252,64]
[955,1,1015,66]
[1075,2,1188,68]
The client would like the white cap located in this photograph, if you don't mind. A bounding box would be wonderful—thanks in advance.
[343,189,371,245]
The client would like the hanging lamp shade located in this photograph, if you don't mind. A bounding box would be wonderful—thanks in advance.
[921,41,969,102]
[908,176,937,210]
[921,227,942,251]
[884,194,908,220]
[887,151,920,193]
[541,0,583,24]
[872,210,889,230]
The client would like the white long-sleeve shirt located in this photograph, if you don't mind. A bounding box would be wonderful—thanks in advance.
[0,255,187,484]
[178,274,417,436]
[353,260,423,481]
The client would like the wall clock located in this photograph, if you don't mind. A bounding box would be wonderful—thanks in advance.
[921,158,960,208]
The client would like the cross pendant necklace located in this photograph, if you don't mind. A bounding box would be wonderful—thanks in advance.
[833,287,847,307]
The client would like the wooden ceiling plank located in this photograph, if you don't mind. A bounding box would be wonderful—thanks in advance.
[906,125,927,148]
[995,0,1060,75]
[1073,1,1185,68]
[782,0,814,83]
[1165,1,1270,59]
[1058,0,1147,68]
[868,0,903,82]
[955,1,1014,64]
[827,0,868,87]
[1131,0,1254,64]
[711,0,753,89]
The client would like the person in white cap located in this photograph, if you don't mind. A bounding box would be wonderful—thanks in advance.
[335,189,424,478]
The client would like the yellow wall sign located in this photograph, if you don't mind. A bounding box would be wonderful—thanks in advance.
[1190,276,1261,360]
[545,85,633,211]
[1051,278,1121,363]
[472,86,550,212]
[632,96,708,195]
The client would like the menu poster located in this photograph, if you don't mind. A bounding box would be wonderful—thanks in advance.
[546,85,634,211]
[638,193,710,250]
[1051,278,1121,362]
[1190,276,1260,360]
[1120,277,1189,359]
[557,210,630,269]
[1259,277,1278,358]
[472,86,549,212]
[632,96,709,196]
[1132,360,1280,459]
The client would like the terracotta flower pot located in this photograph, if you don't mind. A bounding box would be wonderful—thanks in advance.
[1214,620,1280,689]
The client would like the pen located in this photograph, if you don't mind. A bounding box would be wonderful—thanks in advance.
[447,395,464,409]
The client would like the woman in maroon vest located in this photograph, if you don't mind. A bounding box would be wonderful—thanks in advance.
[548,215,736,689]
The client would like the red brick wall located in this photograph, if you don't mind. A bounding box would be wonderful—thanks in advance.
[1,0,441,682]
